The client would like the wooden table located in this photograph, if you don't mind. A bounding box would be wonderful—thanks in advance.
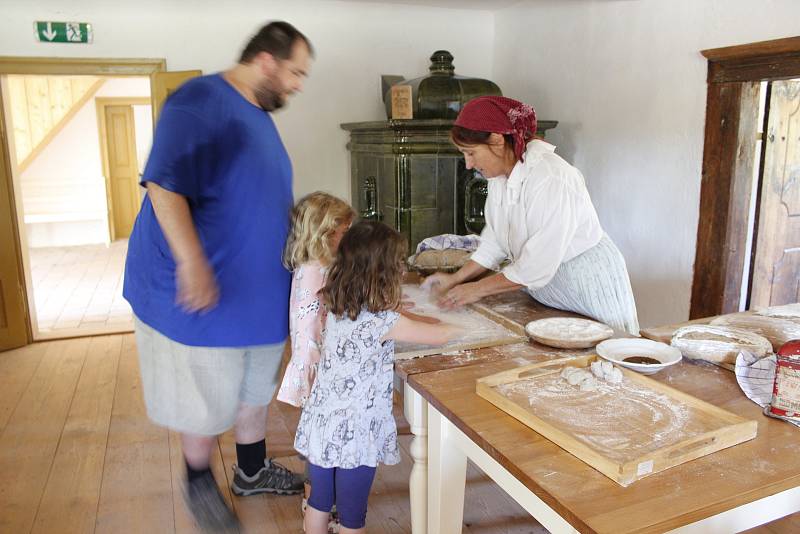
[406,344,800,533]
[640,316,718,343]
[395,290,591,534]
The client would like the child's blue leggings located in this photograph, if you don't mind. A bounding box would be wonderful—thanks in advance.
[307,463,377,529]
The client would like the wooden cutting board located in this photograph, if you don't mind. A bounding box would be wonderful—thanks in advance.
[395,284,525,360]
[476,354,758,486]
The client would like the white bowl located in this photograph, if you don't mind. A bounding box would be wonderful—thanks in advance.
[596,338,682,375]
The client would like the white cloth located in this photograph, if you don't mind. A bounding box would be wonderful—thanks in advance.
[470,140,604,289]
[735,350,800,428]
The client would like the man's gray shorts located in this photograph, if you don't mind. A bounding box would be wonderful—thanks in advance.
[133,316,285,436]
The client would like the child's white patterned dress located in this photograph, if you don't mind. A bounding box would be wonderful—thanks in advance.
[295,309,401,468]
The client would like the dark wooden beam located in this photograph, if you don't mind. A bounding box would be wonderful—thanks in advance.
[690,82,760,319]
[702,36,800,83]
[701,36,800,62]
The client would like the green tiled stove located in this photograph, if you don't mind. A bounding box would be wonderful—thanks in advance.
[341,50,556,252]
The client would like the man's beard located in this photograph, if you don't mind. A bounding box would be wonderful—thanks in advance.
[254,80,286,111]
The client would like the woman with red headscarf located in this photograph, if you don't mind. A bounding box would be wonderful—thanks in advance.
[422,96,639,335]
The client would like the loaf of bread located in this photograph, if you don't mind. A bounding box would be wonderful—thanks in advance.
[671,324,772,364]
[709,313,800,352]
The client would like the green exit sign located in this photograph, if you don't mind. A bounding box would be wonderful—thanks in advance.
[34,21,93,44]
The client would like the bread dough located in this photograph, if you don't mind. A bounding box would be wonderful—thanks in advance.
[607,367,623,384]
[560,367,580,379]
[561,361,624,389]
[579,376,598,391]
[567,369,591,386]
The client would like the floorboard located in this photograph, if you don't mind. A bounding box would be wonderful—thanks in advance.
[1,334,798,533]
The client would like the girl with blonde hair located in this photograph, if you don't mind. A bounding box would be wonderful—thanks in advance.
[278,191,355,407]
[276,192,355,532]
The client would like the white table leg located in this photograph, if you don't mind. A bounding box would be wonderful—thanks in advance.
[404,381,429,534]
[428,404,467,534]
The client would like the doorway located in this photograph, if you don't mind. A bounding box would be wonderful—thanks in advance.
[690,37,800,319]
[1,74,152,339]
[0,57,167,349]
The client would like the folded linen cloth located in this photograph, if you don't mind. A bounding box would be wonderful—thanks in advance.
[414,234,480,254]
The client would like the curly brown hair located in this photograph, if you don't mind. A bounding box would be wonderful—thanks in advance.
[322,221,407,321]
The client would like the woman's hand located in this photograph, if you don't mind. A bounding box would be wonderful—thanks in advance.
[420,272,458,295]
[437,282,484,310]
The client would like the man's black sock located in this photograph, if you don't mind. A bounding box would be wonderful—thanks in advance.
[236,439,266,477]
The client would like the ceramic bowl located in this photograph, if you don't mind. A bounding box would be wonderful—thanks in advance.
[595,338,682,375]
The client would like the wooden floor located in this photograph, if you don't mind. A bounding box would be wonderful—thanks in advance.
[0,334,549,533]
[0,334,797,534]
[28,240,133,336]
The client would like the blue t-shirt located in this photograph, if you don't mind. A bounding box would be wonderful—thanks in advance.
[123,73,292,347]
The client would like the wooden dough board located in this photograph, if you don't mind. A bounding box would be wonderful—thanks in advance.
[476,354,758,486]
[395,284,526,360]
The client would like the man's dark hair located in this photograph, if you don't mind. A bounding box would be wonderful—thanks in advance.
[240,21,313,63]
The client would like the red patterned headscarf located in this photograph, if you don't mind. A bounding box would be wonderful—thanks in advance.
[454,96,537,162]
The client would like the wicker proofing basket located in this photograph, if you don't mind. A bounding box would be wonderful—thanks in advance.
[407,249,471,276]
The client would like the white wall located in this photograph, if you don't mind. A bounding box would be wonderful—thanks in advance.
[132,104,152,174]
[492,0,800,327]
[21,76,150,247]
[1,0,495,201]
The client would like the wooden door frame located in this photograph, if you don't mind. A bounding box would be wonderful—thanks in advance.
[690,36,800,319]
[96,97,150,241]
[0,57,164,345]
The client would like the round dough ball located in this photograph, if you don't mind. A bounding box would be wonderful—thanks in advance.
[607,367,623,384]
[561,367,579,380]
[567,369,590,386]
[579,376,598,391]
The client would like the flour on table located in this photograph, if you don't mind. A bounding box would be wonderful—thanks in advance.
[494,369,698,463]
[396,284,521,358]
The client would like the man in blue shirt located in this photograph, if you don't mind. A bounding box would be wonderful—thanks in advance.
[124,21,312,531]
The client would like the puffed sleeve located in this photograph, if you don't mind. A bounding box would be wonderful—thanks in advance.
[277,264,327,407]
[469,183,509,270]
[501,176,581,289]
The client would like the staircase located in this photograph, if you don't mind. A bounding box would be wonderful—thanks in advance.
[5,75,105,171]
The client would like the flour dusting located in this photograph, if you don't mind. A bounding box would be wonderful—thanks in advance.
[396,284,520,356]
[493,369,717,463]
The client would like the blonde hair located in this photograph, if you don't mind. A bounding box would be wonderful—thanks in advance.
[284,192,355,270]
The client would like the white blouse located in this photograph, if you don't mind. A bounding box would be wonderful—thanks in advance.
[470,140,604,290]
